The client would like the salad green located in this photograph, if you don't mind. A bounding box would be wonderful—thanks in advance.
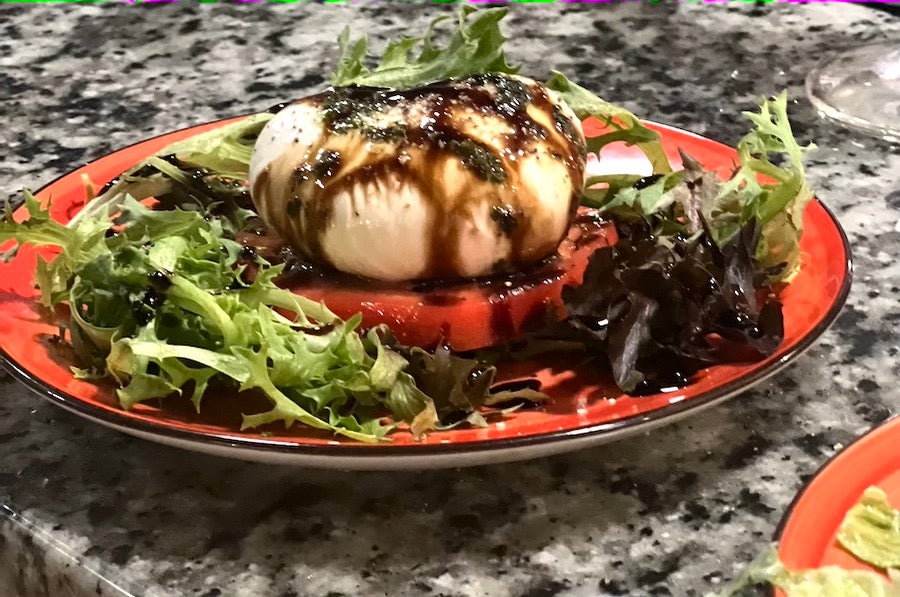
[69,113,274,228]
[574,89,813,283]
[7,192,416,441]
[838,487,900,571]
[707,545,900,597]
[710,487,900,597]
[332,6,518,89]
[3,190,535,442]
[1,7,816,440]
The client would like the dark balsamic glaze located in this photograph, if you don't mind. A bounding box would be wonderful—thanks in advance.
[147,270,172,291]
[633,174,663,190]
[97,177,119,196]
[630,370,691,397]
[132,302,154,326]
[489,294,518,342]
[490,378,542,393]
[490,205,521,235]
[235,212,612,344]
[238,245,257,261]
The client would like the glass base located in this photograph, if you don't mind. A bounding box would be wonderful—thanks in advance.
[806,42,900,142]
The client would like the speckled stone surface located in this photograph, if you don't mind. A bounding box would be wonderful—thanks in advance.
[0,3,898,596]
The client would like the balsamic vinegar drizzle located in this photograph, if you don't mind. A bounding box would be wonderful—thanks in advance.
[235,211,613,347]
[251,73,587,280]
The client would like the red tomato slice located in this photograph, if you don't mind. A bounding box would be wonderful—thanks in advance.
[278,210,617,351]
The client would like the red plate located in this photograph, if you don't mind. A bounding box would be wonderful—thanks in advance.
[0,118,853,469]
[775,416,900,592]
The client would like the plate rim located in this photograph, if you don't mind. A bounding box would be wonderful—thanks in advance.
[0,116,855,460]
[770,415,900,594]
[773,416,900,539]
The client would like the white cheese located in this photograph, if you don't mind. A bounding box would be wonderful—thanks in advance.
[248,74,586,282]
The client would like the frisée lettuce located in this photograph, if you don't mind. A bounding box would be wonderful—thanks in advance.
[2,191,539,441]
[332,6,518,89]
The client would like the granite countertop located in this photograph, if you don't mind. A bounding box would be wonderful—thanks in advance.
[1,3,899,596]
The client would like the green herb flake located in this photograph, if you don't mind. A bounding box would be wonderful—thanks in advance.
[452,139,506,184]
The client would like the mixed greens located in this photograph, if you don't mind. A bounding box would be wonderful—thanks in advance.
[332,6,519,90]
[529,93,809,392]
[1,7,814,439]
[3,189,531,442]
[7,192,426,442]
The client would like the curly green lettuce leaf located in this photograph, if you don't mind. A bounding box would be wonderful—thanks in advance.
[708,91,815,280]
[162,112,273,177]
[587,92,813,284]
[838,487,900,571]
[0,190,111,307]
[3,197,397,441]
[545,71,672,175]
[93,204,405,441]
[707,545,900,597]
[4,194,547,441]
[582,171,687,221]
[583,152,720,242]
[332,6,518,88]
[69,113,272,229]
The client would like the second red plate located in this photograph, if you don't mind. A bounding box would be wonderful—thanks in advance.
[776,416,900,594]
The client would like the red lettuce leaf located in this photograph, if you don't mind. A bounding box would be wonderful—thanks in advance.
[556,218,784,394]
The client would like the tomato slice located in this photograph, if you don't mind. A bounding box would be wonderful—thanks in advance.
[278,209,617,351]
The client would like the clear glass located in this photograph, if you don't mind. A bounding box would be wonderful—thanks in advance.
[806,41,900,142]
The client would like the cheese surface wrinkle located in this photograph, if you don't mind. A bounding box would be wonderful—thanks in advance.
[249,74,587,282]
